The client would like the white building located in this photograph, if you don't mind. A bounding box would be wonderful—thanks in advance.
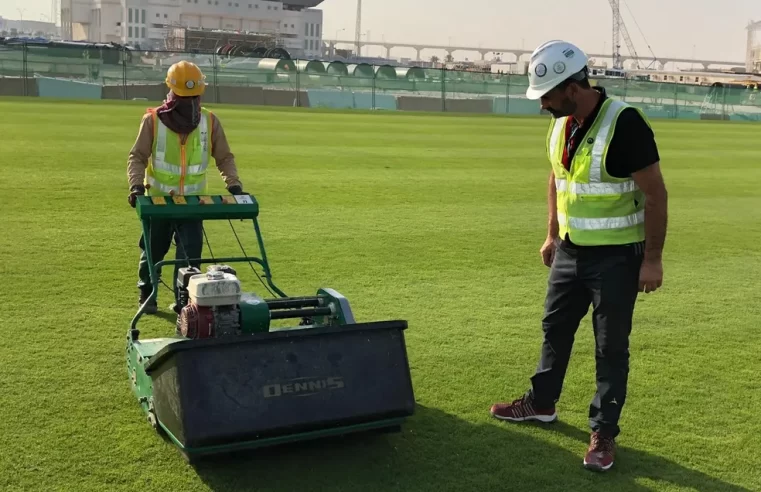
[59,0,324,56]
[0,16,60,37]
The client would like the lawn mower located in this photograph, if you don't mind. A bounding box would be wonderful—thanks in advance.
[126,193,416,462]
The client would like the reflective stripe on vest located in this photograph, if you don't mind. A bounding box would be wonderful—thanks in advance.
[557,210,644,231]
[146,176,207,195]
[554,179,638,194]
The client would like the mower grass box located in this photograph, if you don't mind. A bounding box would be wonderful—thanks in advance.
[145,320,414,451]
[126,193,415,461]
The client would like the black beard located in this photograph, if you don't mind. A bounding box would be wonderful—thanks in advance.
[547,100,577,118]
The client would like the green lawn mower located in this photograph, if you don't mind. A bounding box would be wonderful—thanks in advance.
[126,193,416,462]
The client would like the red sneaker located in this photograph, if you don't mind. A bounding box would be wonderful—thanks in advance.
[583,432,616,472]
[490,395,557,423]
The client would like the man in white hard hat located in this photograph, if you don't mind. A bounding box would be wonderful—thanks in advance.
[490,40,668,472]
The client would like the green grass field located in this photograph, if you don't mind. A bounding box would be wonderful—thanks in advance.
[1,97,760,492]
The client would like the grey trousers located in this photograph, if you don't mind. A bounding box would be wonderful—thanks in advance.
[529,238,644,438]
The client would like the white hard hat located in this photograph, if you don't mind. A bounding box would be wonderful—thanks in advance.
[525,40,589,100]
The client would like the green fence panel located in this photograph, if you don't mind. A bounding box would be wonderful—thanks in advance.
[2,43,760,118]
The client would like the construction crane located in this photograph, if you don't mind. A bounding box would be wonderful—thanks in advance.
[355,0,362,57]
[608,0,659,70]
[608,0,641,69]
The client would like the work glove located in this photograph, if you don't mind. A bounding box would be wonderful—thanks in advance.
[128,185,145,208]
[227,185,248,196]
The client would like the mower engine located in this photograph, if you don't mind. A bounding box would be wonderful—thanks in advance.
[175,264,356,339]
[177,266,242,339]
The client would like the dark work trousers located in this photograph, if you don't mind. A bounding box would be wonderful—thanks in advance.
[529,238,644,439]
[137,219,204,306]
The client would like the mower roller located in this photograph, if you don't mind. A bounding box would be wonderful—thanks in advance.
[126,193,415,462]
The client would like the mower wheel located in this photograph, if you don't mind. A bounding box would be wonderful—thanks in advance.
[180,451,199,465]
[147,411,158,430]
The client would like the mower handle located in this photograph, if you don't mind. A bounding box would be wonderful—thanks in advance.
[129,193,288,335]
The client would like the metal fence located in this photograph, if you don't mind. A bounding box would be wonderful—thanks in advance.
[1,43,759,120]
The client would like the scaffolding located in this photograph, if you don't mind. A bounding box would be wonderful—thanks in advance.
[162,23,295,58]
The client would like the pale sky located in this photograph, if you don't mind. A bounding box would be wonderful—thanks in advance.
[2,0,757,63]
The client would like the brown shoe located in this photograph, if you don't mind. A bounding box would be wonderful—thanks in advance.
[583,432,615,472]
[490,394,557,423]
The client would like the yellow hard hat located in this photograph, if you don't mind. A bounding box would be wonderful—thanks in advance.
[165,60,206,97]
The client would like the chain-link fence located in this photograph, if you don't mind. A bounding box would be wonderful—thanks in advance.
[2,43,760,120]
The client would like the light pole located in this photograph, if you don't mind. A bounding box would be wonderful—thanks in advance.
[332,28,345,57]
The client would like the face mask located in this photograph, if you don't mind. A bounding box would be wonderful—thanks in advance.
[172,96,201,127]
[157,92,202,134]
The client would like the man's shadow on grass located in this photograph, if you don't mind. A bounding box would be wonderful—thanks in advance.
[189,404,752,492]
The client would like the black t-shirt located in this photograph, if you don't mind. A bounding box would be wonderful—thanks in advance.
[605,107,661,177]
[566,88,660,178]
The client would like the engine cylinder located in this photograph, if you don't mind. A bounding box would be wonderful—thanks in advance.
[178,303,241,339]
[178,303,214,339]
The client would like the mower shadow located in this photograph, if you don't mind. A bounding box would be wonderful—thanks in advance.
[151,310,179,324]
[190,404,752,492]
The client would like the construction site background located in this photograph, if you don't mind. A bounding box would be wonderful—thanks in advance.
[1,43,759,121]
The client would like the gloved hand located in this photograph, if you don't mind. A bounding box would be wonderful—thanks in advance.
[227,185,248,196]
[128,185,145,208]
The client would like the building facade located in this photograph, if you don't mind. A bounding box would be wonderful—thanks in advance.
[0,17,60,37]
[60,0,324,56]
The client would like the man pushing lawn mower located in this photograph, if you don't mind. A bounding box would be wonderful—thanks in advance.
[126,60,248,314]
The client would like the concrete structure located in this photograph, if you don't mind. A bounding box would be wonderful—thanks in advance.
[59,0,324,56]
[627,68,761,86]
[746,20,761,73]
[325,38,745,71]
[0,17,59,37]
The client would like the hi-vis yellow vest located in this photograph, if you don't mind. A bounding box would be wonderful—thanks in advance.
[145,108,212,196]
[546,98,647,246]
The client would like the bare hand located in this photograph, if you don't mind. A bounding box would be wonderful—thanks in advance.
[639,258,663,293]
[540,236,557,267]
